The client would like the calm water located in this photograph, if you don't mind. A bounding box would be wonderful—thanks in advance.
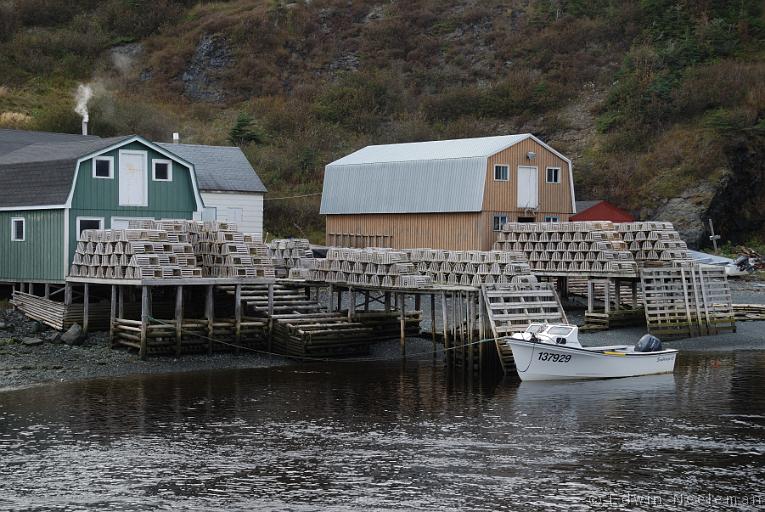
[0,351,764,511]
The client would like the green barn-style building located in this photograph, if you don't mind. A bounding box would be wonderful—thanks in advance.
[0,129,264,285]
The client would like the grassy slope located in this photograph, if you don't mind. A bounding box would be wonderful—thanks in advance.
[0,0,763,245]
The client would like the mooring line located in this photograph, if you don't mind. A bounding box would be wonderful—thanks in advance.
[146,315,497,364]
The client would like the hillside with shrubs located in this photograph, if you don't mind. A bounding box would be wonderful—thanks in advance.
[0,0,763,246]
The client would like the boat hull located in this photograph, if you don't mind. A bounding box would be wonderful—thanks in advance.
[507,339,678,381]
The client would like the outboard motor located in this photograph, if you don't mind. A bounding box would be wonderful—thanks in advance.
[635,334,663,352]
[734,255,754,272]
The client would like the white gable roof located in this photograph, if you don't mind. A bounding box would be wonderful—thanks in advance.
[329,134,530,166]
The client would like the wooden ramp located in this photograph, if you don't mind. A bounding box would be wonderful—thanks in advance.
[640,263,735,338]
[481,284,567,375]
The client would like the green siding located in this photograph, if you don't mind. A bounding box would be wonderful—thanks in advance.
[67,140,198,267]
[71,141,197,212]
[0,209,65,282]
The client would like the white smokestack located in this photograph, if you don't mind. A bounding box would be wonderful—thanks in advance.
[74,84,93,135]
[173,132,180,144]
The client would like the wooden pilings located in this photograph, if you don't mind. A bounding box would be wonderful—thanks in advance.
[175,285,184,357]
[140,285,150,359]
[12,279,500,375]
[206,285,214,355]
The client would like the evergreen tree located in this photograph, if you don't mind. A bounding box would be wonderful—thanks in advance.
[228,112,263,145]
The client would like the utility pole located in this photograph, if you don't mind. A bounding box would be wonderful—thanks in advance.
[708,218,721,253]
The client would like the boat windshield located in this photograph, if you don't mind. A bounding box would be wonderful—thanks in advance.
[526,324,545,334]
[546,326,574,336]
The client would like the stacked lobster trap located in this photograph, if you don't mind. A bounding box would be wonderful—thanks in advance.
[493,221,639,276]
[179,221,274,278]
[287,247,537,289]
[267,238,314,278]
[615,222,691,267]
[69,220,275,280]
[289,247,433,288]
[404,249,536,287]
[70,226,202,279]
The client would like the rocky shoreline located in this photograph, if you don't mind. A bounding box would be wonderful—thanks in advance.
[0,308,286,390]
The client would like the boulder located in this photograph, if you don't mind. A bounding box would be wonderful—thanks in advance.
[27,322,41,334]
[61,324,85,345]
[21,337,43,346]
[0,321,6,329]
[43,331,61,344]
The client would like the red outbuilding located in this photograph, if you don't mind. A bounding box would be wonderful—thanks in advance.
[571,200,635,222]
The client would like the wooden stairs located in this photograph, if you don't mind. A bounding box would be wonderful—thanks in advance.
[481,284,567,375]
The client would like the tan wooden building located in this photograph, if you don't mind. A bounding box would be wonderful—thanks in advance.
[320,134,575,250]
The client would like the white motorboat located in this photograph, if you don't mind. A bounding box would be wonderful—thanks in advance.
[506,323,678,381]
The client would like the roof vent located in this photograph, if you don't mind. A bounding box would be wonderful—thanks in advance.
[173,132,180,144]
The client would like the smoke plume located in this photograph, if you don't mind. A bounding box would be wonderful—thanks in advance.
[74,83,93,121]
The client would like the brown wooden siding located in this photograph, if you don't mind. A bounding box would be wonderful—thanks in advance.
[324,138,574,251]
[483,138,572,215]
[326,213,488,250]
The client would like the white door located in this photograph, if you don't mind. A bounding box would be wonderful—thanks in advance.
[517,166,539,209]
[119,151,147,206]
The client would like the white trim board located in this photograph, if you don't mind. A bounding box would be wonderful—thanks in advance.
[75,216,104,235]
[152,158,173,182]
[0,204,66,212]
[92,156,114,179]
[63,208,69,278]
[10,217,25,241]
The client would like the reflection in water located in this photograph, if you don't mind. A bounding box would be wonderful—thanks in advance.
[0,352,763,510]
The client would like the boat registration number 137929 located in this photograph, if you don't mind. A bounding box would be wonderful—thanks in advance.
[537,352,571,363]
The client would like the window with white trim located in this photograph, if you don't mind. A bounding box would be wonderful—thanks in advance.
[11,218,25,241]
[493,214,508,231]
[544,216,560,222]
[77,217,103,237]
[494,164,509,181]
[152,159,172,182]
[546,167,561,183]
[93,156,114,179]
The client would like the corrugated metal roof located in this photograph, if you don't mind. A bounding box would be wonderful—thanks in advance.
[157,143,267,193]
[330,134,530,165]
[321,134,540,214]
[321,157,487,214]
